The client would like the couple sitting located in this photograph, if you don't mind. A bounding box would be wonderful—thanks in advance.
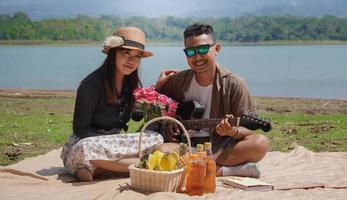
[60,23,269,181]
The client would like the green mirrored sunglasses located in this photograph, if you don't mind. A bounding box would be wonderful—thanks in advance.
[183,44,215,57]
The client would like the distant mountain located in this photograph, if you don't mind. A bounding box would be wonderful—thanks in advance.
[0,0,346,20]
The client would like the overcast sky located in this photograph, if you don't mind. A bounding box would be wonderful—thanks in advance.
[0,0,346,19]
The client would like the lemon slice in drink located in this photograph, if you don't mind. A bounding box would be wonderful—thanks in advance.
[159,151,179,171]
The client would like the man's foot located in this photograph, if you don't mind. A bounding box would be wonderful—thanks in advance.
[218,163,261,178]
[77,168,93,182]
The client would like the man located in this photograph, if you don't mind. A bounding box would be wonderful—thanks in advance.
[157,23,269,176]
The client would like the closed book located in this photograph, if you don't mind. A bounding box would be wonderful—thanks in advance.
[223,176,274,191]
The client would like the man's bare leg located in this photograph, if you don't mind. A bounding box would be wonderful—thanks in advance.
[216,134,269,167]
[78,135,267,181]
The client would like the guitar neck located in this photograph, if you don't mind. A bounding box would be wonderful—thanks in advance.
[181,118,239,130]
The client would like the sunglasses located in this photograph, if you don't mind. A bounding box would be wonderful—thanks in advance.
[183,44,215,57]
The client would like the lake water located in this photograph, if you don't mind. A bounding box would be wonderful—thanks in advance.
[0,45,346,99]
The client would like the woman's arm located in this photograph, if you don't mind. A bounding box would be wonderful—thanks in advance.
[73,80,104,139]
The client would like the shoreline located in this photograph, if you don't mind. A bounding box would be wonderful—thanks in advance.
[0,88,76,98]
[0,88,345,100]
[1,88,346,114]
[1,40,347,46]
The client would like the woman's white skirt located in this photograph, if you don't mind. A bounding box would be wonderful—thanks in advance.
[60,131,163,176]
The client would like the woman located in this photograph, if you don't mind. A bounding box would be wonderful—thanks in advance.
[60,27,164,182]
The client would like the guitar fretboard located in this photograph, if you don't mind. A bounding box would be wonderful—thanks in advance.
[181,118,239,130]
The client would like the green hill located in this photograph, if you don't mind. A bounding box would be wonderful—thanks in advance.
[1,12,347,43]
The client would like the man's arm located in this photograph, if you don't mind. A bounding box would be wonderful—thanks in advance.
[156,70,187,142]
[155,69,177,91]
[211,74,255,152]
[215,114,254,140]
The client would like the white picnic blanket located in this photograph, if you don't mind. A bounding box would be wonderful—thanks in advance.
[1,145,346,200]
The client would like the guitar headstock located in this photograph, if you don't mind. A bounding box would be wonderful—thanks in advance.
[240,111,272,132]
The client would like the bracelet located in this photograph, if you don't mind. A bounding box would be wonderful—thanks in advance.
[233,127,239,138]
[233,117,240,138]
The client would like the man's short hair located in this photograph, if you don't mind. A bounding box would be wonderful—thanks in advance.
[183,23,216,44]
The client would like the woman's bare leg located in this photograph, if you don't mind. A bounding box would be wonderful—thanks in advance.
[76,157,139,182]
[76,168,93,182]
[90,157,139,173]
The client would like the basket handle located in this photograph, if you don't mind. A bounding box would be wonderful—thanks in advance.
[139,116,192,158]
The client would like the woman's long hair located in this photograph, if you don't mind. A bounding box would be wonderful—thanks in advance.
[101,48,141,105]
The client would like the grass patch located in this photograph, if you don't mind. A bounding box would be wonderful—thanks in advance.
[264,113,347,152]
[0,95,346,166]
[0,97,73,165]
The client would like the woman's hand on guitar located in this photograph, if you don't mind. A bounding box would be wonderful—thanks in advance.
[216,114,239,137]
[155,69,179,90]
[164,121,181,142]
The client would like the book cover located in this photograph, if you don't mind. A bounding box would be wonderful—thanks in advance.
[223,176,274,191]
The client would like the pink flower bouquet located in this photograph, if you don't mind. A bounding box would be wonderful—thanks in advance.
[133,86,177,122]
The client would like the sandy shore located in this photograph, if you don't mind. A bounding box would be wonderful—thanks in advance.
[1,88,346,114]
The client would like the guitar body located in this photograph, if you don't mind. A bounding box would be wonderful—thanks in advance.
[175,101,208,146]
[176,101,204,120]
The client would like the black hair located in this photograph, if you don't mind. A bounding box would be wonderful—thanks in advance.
[183,23,216,44]
[101,48,140,105]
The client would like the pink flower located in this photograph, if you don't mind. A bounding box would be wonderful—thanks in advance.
[156,94,169,108]
[161,110,168,116]
[167,110,176,117]
[134,87,158,104]
[169,100,177,111]
[133,86,177,120]
[133,89,144,101]
[142,93,157,104]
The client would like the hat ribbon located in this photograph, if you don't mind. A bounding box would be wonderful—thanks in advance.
[123,39,145,50]
[103,35,145,52]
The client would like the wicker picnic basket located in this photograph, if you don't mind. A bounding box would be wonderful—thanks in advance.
[128,116,191,193]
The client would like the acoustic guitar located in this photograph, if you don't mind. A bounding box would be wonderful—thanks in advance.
[175,101,272,151]
[176,101,272,132]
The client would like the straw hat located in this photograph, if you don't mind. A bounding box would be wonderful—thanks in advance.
[102,27,153,58]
